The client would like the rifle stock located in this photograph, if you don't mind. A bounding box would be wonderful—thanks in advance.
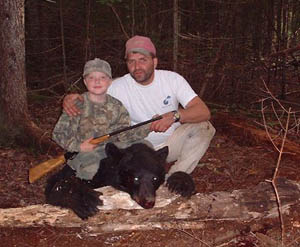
[29,155,66,183]
[28,135,109,184]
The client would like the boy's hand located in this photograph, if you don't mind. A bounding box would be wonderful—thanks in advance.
[80,137,97,152]
[63,94,84,117]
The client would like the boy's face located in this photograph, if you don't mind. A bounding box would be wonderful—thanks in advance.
[84,71,111,96]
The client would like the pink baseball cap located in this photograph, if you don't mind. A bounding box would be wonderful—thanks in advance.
[125,35,156,58]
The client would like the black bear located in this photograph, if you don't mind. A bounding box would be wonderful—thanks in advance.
[45,142,195,220]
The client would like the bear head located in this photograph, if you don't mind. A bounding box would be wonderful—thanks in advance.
[104,142,168,209]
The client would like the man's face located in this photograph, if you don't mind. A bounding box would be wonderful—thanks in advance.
[126,52,157,85]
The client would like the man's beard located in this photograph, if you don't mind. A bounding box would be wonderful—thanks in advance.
[131,69,154,84]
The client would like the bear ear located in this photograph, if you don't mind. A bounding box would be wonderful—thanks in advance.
[155,146,169,161]
[105,143,123,158]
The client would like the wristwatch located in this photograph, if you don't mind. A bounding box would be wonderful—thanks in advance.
[172,110,181,123]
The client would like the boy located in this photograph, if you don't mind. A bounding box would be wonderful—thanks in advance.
[52,58,152,180]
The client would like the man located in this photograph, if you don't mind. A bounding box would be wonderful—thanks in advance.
[63,35,216,177]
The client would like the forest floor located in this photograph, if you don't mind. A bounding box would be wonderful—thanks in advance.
[0,97,300,247]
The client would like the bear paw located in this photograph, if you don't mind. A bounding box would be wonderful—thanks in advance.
[45,175,103,220]
[166,171,195,198]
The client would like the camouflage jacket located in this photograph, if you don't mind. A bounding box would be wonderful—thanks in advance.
[52,92,151,152]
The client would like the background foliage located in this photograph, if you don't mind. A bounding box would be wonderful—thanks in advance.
[25,0,300,107]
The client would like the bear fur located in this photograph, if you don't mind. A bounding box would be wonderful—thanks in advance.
[45,142,195,220]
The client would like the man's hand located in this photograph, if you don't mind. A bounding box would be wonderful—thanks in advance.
[150,112,175,132]
[63,94,84,117]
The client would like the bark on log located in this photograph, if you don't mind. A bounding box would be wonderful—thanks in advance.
[0,178,299,234]
[214,113,300,160]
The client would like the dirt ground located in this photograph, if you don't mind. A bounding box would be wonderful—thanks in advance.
[0,98,300,247]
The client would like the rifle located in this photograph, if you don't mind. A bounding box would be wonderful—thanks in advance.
[28,116,162,183]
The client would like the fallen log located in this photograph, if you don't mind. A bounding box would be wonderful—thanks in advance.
[0,178,299,234]
[213,112,300,159]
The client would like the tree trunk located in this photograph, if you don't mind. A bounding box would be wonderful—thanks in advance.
[173,0,179,71]
[25,0,52,86]
[59,0,68,92]
[0,0,28,123]
[266,0,274,55]
[0,0,59,154]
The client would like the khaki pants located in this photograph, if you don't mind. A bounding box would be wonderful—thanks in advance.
[156,121,216,177]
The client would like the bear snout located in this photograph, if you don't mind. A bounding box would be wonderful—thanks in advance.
[132,193,155,209]
[131,181,156,209]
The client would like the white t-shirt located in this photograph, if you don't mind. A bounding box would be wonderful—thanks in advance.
[107,70,197,148]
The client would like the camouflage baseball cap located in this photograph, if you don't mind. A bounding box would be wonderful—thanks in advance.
[83,58,112,78]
